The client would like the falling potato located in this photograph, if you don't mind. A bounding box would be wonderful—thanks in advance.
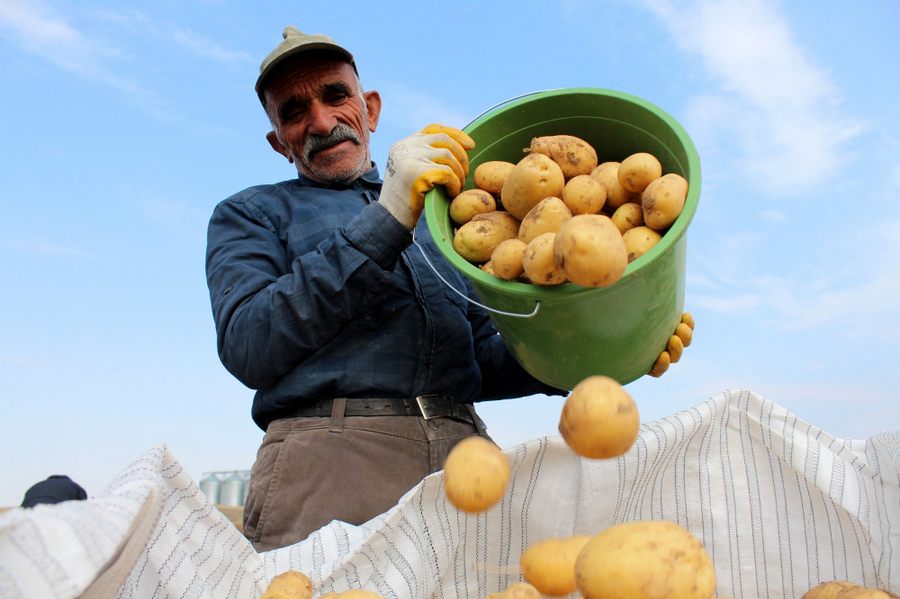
[443,436,510,513]
[558,375,640,459]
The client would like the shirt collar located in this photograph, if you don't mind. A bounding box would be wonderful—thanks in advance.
[295,164,382,188]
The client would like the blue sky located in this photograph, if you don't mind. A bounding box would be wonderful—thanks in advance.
[1,0,898,507]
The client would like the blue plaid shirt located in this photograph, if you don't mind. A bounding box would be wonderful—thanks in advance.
[206,166,558,430]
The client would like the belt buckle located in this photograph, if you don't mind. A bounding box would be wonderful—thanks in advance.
[415,394,443,420]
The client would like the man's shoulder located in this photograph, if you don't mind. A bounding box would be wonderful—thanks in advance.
[221,179,298,207]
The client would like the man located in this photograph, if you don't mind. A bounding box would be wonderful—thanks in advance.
[20,475,87,508]
[205,26,560,551]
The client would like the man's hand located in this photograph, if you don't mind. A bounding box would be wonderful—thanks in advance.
[379,124,475,229]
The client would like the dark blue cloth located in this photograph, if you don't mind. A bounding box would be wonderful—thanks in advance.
[21,475,87,508]
[206,166,559,430]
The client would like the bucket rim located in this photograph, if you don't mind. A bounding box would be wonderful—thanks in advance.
[424,86,701,300]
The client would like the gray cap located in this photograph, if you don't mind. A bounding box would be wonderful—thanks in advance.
[256,26,356,101]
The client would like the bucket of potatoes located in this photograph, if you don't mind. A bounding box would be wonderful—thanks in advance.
[424,88,701,389]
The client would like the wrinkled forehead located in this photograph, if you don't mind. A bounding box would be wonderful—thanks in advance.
[260,51,358,108]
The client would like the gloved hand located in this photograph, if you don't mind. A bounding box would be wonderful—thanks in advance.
[648,312,695,377]
[379,123,476,229]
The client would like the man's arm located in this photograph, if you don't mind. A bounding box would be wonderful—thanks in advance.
[206,197,407,390]
[465,280,566,400]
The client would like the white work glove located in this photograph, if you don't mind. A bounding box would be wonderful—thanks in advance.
[379,124,475,229]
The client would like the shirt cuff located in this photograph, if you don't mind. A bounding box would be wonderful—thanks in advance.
[343,202,412,271]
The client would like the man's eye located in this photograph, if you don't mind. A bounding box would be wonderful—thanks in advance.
[282,106,306,121]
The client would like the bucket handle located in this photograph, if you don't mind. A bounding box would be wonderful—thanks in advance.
[464,88,563,127]
[411,228,541,319]
[406,89,563,320]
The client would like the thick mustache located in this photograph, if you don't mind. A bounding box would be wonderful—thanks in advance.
[303,125,360,161]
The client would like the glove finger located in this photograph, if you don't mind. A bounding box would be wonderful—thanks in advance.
[420,166,463,198]
[429,143,468,184]
[410,167,462,212]
[420,123,476,150]
[429,138,469,177]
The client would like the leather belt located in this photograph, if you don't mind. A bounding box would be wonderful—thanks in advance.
[283,394,474,422]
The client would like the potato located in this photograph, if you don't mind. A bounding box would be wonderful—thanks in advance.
[501,153,566,220]
[522,232,567,286]
[443,436,510,513]
[485,582,542,599]
[558,375,639,459]
[590,161,639,211]
[520,535,591,596]
[562,174,607,215]
[490,238,528,281]
[480,260,496,276]
[838,588,900,599]
[574,520,716,599]
[518,197,572,244]
[618,152,662,193]
[609,202,643,234]
[449,188,497,225]
[622,225,662,263]
[453,211,520,263]
[474,160,516,195]
[642,173,688,230]
[526,134,598,179]
[336,592,386,599]
[261,570,313,599]
[803,581,900,599]
[553,214,627,288]
[803,582,860,599]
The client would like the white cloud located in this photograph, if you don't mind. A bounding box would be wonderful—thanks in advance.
[137,196,209,240]
[761,209,786,223]
[377,83,471,133]
[693,213,900,339]
[0,0,173,118]
[0,1,250,120]
[0,0,122,80]
[640,0,864,192]
[6,238,91,258]
[169,26,253,64]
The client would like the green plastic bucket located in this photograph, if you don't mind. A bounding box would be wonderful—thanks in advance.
[424,88,701,390]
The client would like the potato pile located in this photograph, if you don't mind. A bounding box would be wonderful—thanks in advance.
[449,134,688,287]
[511,520,716,599]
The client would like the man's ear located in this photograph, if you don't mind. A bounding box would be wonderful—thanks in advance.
[363,90,382,132]
[266,130,293,163]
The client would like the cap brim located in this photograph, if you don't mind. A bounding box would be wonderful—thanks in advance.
[255,42,355,97]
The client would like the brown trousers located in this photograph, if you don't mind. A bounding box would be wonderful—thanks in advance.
[243,403,489,552]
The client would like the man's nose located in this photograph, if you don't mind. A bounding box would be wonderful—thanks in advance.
[306,102,337,136]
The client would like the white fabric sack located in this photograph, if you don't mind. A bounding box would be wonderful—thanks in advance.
[1,388,897,598]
